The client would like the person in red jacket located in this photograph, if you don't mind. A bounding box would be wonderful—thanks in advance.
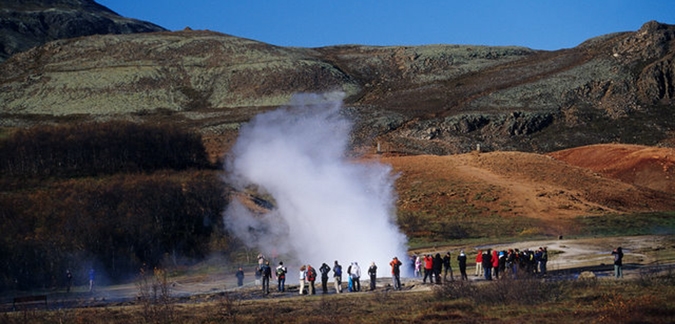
[492,250,500,279]
[306,264,317,295]
[390,257,402,290]
[423,254,434,284]
[475,250,483,277]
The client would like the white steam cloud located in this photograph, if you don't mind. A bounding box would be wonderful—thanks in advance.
[223,92,408,278]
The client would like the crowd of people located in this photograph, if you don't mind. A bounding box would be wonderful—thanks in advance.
[245,255,407,295]
[409,247,550,282]
[473,247,549,280]
[241,245,626,295]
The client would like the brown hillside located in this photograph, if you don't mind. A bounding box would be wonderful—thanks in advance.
[379,144,675,233]
[549,144,675,193]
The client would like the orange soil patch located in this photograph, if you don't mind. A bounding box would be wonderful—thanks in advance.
[370,144,675,229]
[549,144,675,193]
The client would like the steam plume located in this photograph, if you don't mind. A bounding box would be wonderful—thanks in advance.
[224,92,408,277]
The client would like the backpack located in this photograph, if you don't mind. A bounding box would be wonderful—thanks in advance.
[335,265,342,276]
[276,266,286,278]
[308,267,317,281]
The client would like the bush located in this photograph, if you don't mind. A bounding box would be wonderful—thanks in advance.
[0,121,212,179]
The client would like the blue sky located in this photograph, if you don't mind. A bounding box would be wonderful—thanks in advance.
[97,0,675,50]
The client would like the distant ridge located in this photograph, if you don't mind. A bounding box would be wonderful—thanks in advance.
[0,0,166,62]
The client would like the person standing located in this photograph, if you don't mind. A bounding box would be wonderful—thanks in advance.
[423,254,434,284]
[256,254,264,285]
[298,265,307,295]
[333,260,342,293]
[261,261,272,294]
[612,247,624,278]
[491,250,500,279]
[539,247,548,276]
[236,267,245,287]
[255,266,262,286]
[66,270,73,293]
[306,264,317,295]
[414,255,422,277]
[457,250,468,280]
[347,263,353,292]
[351,262,361,292]
[319,263,331,294]
[482,250,492,280]
[433,253,443,284]
[276,261,287,292]
[409,255,416,276]
[88,268,95,292]
[443,252,454,282]
[475,250,483,277]
[367,262,378,291]
[390,257,402,290]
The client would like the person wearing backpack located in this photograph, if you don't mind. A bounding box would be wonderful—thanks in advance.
[319,263,331,294]
[306,264,317,295]
[276,261,287,292]
[261,261,272,294]
[333,260,342,293]
[390,257,402,290]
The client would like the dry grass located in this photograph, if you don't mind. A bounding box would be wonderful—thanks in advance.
[4,272,675,323]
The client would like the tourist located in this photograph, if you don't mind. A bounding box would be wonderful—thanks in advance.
[333,260,342,293]
[612,247,624,278]
[390,257,402,290]
[276,261,287,292]
[319,262,331,294]
[368,262,378,291]
[457,251,468,280]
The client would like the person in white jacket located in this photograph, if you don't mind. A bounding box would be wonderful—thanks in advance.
[351,262,361,292]
[298,265,306,295]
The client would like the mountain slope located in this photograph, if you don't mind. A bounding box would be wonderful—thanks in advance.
[0,1,674,156]
[0,0,166,62]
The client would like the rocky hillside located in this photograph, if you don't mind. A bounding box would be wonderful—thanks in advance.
[0,0,165,62]
[1,0,674,156]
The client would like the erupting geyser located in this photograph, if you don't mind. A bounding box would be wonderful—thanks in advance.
[224,92,408,278]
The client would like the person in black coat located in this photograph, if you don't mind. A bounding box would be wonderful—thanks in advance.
[236,267,245,287]
[319,263,331,293]
[457,251,468,280]
[482,249,492,280]
[612,247,624,278]
[433,253,443,284]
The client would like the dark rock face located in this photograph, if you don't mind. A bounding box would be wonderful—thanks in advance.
[0,0,166,61]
